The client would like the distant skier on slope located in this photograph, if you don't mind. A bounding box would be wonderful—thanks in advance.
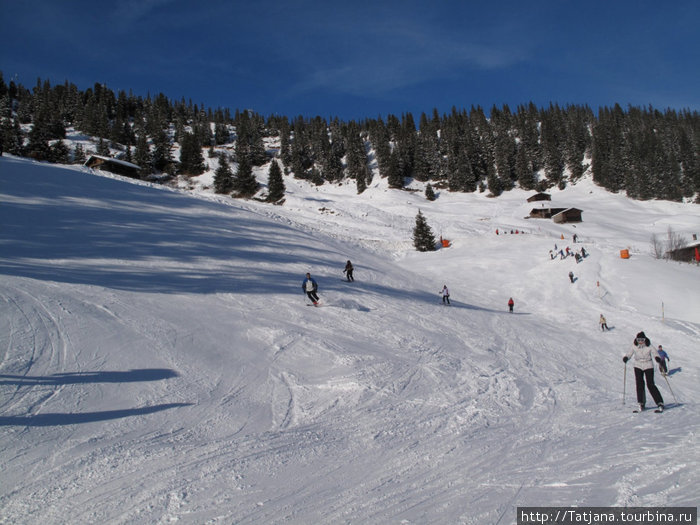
[440,285,450,305]
[599,314,609,331]
[623,331,665,412]
[657,345,670,375]
[302,273,321,306]
[508,297,514,313]
[343,260,354,282]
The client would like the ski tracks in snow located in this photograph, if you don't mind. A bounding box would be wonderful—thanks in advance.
[0,283,76,418]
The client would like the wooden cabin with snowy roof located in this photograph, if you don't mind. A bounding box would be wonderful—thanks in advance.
[552,208,583,223]
[84,155,141,179]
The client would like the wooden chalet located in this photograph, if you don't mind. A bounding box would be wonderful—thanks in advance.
[84,155,141,179]
[552,208,583,223]
[665,243,700,263]
[529,207,567,219]
[526,192,552,203]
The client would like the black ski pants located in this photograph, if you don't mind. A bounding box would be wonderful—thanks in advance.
[634,367,664,407]
[306,291,320,303]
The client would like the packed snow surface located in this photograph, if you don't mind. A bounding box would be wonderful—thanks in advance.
[1,155,699,524]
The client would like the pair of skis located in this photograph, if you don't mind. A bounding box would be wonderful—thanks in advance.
[632,406,664,414]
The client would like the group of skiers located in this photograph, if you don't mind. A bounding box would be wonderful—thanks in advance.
[495,228,526,235]
[551,246,588,261]
[302,268,677,415]
[302,261,354,306]
[305,269,520,316]
[440,287,516,314]
[550,245,587,261]
[545,241,588,287]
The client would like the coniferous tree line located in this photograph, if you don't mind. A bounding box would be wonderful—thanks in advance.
[1,72,698,203]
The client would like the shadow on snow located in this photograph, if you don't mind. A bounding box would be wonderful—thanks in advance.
[0,403,192,427]
[0,368,179,386]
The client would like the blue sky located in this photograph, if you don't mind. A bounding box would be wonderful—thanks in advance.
[2,0,698,120]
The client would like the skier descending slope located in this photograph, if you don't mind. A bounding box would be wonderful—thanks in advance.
[657,345,670,375]
[623,331,665,413]
[343,260,354,282]
[440,285,450,305]
[302,272,321,306]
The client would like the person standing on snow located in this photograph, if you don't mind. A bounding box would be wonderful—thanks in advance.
[343,260,354,282]
[599,314,609,331]
[657,345,670,375]
[440,285,450,305]
[568,271,575,283]
[623,331,665,412]
[302,273,321,306]
[508,297,514,313]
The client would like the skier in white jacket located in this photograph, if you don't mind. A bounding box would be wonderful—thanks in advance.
[623,331,665,412]
[439,285,450,305]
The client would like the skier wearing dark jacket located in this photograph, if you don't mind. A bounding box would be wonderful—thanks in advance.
[343,261,354,282]
[302,273,320,305]
[623,331,664,412]
[657,345,669,375]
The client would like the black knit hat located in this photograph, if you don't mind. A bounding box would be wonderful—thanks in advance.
[636,331,646,339]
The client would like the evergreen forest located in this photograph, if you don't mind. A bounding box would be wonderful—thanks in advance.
[1,73,698,203]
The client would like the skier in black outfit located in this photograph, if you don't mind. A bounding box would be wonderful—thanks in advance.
[343,260,354,282]
[623,331,665,412]
[302,273,320,306]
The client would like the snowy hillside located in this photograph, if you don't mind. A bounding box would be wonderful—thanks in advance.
[1,155,699,524]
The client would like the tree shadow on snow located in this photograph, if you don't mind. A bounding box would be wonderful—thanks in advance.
[0,403,192,427]
[0,164,343,295]
[0,368,179,386]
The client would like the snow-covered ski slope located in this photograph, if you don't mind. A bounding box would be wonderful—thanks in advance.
[1,155,699,524]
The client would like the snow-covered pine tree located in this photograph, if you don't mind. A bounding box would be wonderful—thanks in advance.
[387,150,403,189]
[413,210,437,252]
[96,137,110,156]
[232,154,258,198]
[72,143,86,164]
[344,122,371,194]
[214,154,234,194]
[266,159,285,203]
[152,128,174,173]
[179,131,205,175]
[133,133,152,177]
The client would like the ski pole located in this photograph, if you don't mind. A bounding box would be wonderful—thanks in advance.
[623,362,627,405]
[662,373,678,404]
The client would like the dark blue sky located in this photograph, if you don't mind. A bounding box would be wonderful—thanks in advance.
[2,0,698,120]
